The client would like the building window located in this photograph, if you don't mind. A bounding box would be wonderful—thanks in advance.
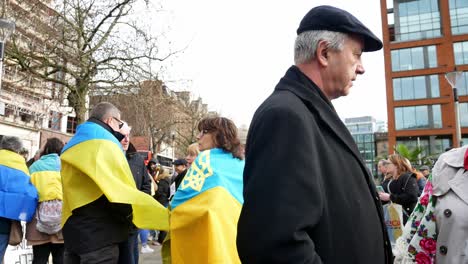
[395,104,442,130]
[460,103,468,127]
[391,45,437,71]
[455,72,468,95]
[397,136,452,156]
[393,0,441,42]
[48,111,62,131]
[450,0,468,35]
[393,75,440,100]
[453,41,468,65]
[66,116,77,134]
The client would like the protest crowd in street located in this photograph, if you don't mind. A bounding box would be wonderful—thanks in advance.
[1,5,467,264]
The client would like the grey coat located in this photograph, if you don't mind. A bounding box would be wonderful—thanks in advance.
[432,146,468,264]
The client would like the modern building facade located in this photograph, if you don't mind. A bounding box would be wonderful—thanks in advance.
[381,0,468,156]
[345,116,382,176]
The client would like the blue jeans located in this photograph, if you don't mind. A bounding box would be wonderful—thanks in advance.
[0,233,8,261]
[129,232,139,264]
[139,229,149,246]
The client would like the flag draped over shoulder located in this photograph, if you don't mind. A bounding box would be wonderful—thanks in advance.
[29,153,62,202]
[60,121,169,230]
[0,149,38,222]
[168,148,244,264]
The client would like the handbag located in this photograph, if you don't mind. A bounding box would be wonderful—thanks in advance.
[8,220,23,246]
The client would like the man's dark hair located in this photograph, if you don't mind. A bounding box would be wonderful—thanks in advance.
[42,137,65,156]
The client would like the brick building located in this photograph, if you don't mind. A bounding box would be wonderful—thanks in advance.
[380,0,468,156]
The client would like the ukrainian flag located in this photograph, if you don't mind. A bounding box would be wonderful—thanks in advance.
[168,148,244,264]
[60,121,169,230]
[29,153,62,202]
[0,149,38,222]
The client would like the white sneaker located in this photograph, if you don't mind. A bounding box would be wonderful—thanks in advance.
[141,244,154,254]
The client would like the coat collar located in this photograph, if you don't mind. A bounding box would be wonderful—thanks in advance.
[275,66,368,175]
[433,145,468,199]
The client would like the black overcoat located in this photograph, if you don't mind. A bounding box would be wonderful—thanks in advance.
[237,66,393,263]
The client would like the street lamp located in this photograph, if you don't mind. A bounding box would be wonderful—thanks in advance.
[0,18,15,116]
[445,70,463,147]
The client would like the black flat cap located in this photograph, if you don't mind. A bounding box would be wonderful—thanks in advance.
[297,5,382,52]
[173,158,188,166]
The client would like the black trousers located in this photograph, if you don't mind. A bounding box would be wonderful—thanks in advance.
[63,244,119,264]
[32,243,64,264]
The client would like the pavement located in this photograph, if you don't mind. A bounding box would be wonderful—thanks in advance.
[140,243,163,264]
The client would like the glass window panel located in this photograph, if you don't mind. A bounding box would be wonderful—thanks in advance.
[432,104,442,128]
[416,105,429,127]
[463,42,468,64]
[402,77,414,99]
[427,45,437,67]
[430,75,440,97]
[393,79,402,100]
[400,49,412,70]
[391,50,400,71]
[394,0,441,41]
[454,43,463,65]
[411,47,424,69]
[400,2,408,16]
[408,1,419,15]
[395,108,403,130]
[420,0,431,13]
[431,0,439,11]
[414,76,427,99]
[403,107,416,129]
[460,103,468,127]
[459,72,468,96]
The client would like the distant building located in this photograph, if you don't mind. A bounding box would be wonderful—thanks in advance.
[0,0,74,159]
[380,0,468,156]
[345,116,386,176]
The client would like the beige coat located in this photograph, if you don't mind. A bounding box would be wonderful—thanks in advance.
[432,146,468,264]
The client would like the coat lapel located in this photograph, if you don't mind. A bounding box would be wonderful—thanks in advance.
[276,67,371,179]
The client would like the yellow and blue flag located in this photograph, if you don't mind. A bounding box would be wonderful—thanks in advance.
[168,148,244,264]
[0,149,38,222]
[29,153,62,202]
[60,121,169,230]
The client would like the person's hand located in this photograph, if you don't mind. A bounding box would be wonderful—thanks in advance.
[379,192,390,202]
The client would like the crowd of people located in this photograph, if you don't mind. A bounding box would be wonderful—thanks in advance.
[0,4,467,264]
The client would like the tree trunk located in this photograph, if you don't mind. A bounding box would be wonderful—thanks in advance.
[67,84,88,125]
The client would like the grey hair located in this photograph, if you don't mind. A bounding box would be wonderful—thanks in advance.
[294,30,347,64]
[0,136,24,153]
[90,102,121,121]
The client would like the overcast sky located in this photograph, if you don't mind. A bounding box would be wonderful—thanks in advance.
[155,0,387,127]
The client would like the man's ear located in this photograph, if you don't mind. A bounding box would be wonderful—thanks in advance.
[316,40,329,67]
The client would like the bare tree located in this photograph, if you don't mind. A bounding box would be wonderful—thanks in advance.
[91,80,214,156]
[5,0,174,124]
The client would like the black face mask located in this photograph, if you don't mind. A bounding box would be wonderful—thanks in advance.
[113,130,125,142]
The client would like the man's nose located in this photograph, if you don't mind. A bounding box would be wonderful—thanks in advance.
[356,63,365,75]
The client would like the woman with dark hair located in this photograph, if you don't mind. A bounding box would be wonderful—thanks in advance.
[378,154,419,224]
[167,117,245,263]
[26,137,65,264]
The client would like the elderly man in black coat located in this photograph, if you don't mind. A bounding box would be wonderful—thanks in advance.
[237,5,393,264]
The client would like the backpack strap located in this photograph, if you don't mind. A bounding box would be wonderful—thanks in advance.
[401,173,413,192]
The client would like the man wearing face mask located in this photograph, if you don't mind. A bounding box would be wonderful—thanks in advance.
[61,102,169,263]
